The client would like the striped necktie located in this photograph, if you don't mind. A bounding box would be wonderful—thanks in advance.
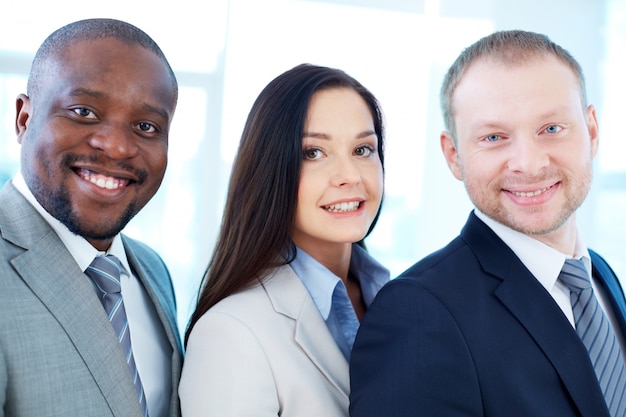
[558,258,626,416]
[86,255,149,417]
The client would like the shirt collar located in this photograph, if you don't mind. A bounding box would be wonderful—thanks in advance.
[290,243,389,319]
[474,209,591,292]
[13,171,130,273]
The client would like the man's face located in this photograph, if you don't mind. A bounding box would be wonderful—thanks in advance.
[16,38,177,251]
[440,56,599,251]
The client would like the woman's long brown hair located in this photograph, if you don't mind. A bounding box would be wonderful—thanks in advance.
[184,63,385,346]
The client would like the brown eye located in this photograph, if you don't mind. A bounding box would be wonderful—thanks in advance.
[137,122,157,133]
[355,145,374,157]
[303,147,323,160]
[72,107,96,119]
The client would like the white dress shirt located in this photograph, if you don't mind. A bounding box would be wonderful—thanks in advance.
[475,209,626,355]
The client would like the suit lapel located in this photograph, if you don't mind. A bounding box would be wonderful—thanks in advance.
[462,214,610,417]
[590,250,626,338]
[494,265,609,416]
[123,236,182,351]
[124,237,183,415]
[263,266,350,400]
[4,184,142,417]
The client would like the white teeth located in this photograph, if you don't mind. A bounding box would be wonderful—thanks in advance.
[79,169,127,190]
[324,201,360,212]
[512,186,550,197]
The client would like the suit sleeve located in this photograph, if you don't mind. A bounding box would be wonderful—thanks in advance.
[179,310,280,417]
[349,279,483,417]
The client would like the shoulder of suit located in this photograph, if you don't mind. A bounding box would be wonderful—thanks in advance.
[210,264,307,319]
[121,234,168,270]
[121,234,159,258]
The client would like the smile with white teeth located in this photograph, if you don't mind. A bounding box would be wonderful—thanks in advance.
[78,168,129,190]
[324,201,361,213]
[512,186,551,198]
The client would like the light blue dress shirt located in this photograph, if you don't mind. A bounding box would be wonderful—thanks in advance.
[290,244,389,360]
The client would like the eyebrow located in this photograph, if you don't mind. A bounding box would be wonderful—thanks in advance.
[303,130,377,140]
[468,106,579,129]
[467,120,502,132]
[69,87,106,99]
[143,102,170,121]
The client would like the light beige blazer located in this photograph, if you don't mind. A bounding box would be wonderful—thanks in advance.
[179,264,349,416]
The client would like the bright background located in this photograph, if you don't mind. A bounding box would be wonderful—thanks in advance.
[1,0,624,335]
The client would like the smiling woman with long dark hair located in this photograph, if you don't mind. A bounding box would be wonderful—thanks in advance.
[179,63,389,417]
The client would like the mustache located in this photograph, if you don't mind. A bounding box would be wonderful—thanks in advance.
[62,153,148,185]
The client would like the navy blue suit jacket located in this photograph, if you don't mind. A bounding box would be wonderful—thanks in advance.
[350,212,626,417]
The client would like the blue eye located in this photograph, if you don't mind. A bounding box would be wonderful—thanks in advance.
[545,125,562,134]
[485,134,500,142]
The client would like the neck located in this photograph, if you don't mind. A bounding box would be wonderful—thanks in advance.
[531,215,579,257]
[298,242,352,281]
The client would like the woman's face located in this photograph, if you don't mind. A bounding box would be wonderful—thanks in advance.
[291,87,383,254]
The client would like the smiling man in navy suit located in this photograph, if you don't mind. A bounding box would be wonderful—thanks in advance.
[350,30,626,417]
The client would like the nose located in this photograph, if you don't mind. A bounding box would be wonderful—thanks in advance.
[88,123,139,160]
[506,135,550,176]
[330,155,361,187]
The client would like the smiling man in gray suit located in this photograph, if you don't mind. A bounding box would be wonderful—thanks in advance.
[0,19,183,417]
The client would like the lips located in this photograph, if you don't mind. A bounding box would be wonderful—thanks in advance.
[510,185,552,197]
[323,201,361,213]
[76,168,130,190]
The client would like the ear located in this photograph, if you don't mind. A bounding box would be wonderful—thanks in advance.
[440,130,462,180]
[585,104,599,158]
[15,93,31,144]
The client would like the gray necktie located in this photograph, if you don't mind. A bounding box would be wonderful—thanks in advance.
[86,255,149,417]
[558,258,626,416]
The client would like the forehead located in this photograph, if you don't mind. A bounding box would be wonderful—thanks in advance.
[307,88,370,120]
[451,56,586,132]
[44,38,176,112]
[453,56,583,110]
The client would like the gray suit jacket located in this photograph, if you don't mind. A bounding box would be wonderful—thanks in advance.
[0,181,183,417]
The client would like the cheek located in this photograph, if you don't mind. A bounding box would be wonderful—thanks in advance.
[458,151,492,180]
[293,194,311,235]
[460,163,484,188]
[296,167,317,202]
[22,134,58,179]
[144,145,168,177]
[366,163,384,199]
[294,175,310,222]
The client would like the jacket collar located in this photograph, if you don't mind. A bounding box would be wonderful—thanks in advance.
[462,212,610,417]
[2,182,145,416]
[262,265,350,400]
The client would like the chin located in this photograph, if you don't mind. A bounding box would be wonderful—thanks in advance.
[341,231,370,244]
